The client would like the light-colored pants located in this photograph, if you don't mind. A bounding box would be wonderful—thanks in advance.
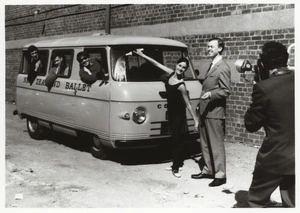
[199,118,226,179]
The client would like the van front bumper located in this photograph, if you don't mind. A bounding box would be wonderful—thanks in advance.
[114,132,199,149]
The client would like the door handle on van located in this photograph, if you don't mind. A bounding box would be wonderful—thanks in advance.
[74,88,77,95]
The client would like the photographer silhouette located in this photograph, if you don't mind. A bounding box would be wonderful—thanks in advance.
[244,41,294,208]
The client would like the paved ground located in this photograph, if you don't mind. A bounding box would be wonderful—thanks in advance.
[4,102,282,208]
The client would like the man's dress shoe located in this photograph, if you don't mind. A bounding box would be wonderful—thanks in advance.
[191,173,213,179]
[209,178,226,187]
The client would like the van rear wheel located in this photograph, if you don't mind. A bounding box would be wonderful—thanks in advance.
[27,117,45,140]
[89,135,109,160]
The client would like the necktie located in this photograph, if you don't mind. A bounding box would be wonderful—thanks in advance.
[205,63,213,78]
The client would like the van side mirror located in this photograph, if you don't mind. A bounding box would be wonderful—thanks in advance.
[195,69,200,76]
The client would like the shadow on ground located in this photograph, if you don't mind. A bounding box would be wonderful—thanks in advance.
[232,190,283,208]
[42,130,201,166]
[232,190,250,208]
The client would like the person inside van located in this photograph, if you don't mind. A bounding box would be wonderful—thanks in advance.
[45,52,69,91]
[134,49,199,178]
[139,50,165,81]
[27,45,43,85]
[76,51,105,85]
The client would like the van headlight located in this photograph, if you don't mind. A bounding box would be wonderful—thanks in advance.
[132,106,146,124]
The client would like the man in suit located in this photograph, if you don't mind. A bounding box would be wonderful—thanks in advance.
[191,37,231,187]
[245,41,294,207]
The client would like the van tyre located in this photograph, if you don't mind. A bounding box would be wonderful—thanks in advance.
[89,135,109,160]
[27,117,45,140]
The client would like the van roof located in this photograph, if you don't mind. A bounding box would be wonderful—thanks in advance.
[24,34,187,49]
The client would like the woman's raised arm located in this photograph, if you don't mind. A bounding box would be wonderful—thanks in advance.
[134,49,173,75]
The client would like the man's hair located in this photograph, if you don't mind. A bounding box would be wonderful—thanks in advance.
[76,51,89,62]
[27,45,38,54]
[260,41,289,70]
[209,37,225,54]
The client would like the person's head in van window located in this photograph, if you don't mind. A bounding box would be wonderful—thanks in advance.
[27,45,43,85]
[27,45,40,62]
[76,51,105,85]
[77,51,91,68]
[51,52,68,76]
[45,52,69,91]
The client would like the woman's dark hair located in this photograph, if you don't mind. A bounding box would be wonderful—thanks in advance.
[177,57,189,70]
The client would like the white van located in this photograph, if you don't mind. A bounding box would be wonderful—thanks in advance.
[14,35,202,159]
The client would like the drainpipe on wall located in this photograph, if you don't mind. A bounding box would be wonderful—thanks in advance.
[105,5,111,34]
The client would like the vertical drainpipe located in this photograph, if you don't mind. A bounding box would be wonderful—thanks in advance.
[105,5,111,34]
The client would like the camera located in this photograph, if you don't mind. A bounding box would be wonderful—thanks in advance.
[235,43,294,82]
[235,59,269,82]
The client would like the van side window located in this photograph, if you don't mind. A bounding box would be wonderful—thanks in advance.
[49,49,74,78]
[84,48,108,77]
[20,50,49,76]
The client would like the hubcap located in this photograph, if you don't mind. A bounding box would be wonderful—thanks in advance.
[28,120,38,132]
[92,136,101,149]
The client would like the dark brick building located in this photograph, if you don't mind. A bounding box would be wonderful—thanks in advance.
[5,4,295,145]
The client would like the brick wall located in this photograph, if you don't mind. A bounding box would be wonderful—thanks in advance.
[166,28,294,146]
[5,49,22,102]
[5,4,295,145]
[6,4,294,40]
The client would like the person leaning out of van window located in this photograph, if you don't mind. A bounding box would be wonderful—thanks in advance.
[27,45,43,85]
[76,51,106,85]
[45,52,69,91]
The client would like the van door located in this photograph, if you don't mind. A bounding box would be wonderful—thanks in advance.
[73,48,110,141]
[16,49,49,118]
[43,49,76,127]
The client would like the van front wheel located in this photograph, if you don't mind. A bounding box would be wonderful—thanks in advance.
[89,135,109,160]
[27,117,45,140]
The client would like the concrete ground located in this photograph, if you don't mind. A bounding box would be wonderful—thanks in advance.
[4,102,282,208]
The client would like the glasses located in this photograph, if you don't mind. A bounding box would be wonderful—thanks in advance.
[80,57,88,64]
[54,59,60,63]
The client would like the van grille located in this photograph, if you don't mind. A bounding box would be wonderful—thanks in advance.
[150,119,195,137]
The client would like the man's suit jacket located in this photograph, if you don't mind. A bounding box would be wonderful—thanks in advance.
[199,59,231,119]
[245,70,294,175]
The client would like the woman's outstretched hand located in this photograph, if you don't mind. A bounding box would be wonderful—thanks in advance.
[133,48,144,56]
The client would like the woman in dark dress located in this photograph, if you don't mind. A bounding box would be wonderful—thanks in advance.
[135,49,199,178]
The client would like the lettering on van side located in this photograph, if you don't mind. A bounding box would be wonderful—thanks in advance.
[65,82,91,92]
[23,77,91,92]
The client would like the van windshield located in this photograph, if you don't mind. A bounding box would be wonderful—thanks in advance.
[111,46,197,82]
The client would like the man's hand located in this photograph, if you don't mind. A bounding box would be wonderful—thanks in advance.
[34,60,41,72]
[201,91,211,100]
[83,67,92,75]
